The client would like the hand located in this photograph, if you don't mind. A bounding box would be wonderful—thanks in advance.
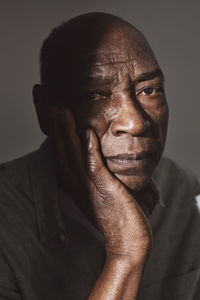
[49,106,156,263]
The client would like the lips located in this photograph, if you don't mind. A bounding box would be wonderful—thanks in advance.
[106,151,156,175]
[107,152,150,161]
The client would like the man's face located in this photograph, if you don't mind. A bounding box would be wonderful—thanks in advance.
[64,27,169,191]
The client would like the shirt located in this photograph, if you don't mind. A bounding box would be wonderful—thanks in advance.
[0,139,200,300]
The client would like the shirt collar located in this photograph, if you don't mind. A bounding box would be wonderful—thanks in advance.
[152,160,165,208]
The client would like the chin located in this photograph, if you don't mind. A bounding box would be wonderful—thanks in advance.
[114,173,151,191]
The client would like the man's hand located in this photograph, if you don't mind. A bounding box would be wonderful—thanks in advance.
[86,127,154,260]
[49,106,157,299]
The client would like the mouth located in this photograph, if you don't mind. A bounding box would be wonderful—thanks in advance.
[106,152,156,175]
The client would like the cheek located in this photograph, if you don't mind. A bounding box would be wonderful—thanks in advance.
[147,102,169,146]
[73,102,111,138]
[160,104,169,137]
[89,113,107,136]
[81,101,120,138]
[155,103,169,135]
[104,102,119,122]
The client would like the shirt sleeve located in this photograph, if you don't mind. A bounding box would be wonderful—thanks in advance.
[0,251,22,300]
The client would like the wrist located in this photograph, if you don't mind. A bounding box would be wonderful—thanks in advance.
[106,248,151,271]
[105,237,152,264]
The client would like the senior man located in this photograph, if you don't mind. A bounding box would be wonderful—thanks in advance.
[0,12,200,300]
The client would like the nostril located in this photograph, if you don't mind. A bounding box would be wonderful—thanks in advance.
[115,130,126,136]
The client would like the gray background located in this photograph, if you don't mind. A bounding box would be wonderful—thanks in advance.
[0,0,199,178]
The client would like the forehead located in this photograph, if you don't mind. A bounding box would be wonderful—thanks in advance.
[65,25,161,91]
[75,27,157,77]
[79,47,159,85]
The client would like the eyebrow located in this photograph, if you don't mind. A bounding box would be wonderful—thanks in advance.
[133,68,165,84]
[83,74,114,85]
[82,68,165,87]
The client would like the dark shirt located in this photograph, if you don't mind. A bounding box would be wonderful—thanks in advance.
[0,139,200,300]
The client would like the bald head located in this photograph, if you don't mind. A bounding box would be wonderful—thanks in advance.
[40,12,158,100]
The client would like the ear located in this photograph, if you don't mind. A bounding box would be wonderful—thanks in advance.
[32,84,51,136]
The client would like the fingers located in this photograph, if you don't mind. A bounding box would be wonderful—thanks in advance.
[49,106,83,192]
[50,107,112,191]
[49,106,70,173]
[49,106,96,224]
[61,109,86,184]
[86,129,117,191]
[50,106,84,177]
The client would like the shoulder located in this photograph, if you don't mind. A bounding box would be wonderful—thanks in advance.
[0,151,38,249]
[143,158,200,293]
[151,156,200,231]
[0,151,36,208]
[154,156,200,202]
[0,151,34,184]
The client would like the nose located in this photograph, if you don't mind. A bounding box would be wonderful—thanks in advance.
[110,94,150,137]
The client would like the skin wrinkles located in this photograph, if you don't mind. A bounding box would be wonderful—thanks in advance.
[104,104,118,122]
[83,54,136,67]
[73,49,168,191]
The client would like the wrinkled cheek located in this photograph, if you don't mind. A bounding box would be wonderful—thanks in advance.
[152,103,169,149]
[76,107,110,139]
[103,103,119,122]
[88,114,108,136]
[85,104,119,138]
[160,104,169,141]
[73,98,120,138]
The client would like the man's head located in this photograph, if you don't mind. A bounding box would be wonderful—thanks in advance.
[33,12,169,191]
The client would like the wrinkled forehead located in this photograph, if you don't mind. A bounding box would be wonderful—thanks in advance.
[60,25,160,95]
[77,46,159,84]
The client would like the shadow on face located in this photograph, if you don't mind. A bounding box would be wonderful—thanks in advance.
[34,12,169,191]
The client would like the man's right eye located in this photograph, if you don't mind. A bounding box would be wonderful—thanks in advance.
[86,92,109,102]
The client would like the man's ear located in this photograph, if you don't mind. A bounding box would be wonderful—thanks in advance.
[32,84,51,136]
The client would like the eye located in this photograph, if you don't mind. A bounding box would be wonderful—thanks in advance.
[86,91,110,102]
[142,87,155,95]
[137,86,164,97]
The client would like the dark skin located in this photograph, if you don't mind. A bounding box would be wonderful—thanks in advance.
[33,17,169,299]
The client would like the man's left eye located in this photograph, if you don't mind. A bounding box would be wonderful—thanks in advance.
[142,87,155,95]
[138,87,163,96]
